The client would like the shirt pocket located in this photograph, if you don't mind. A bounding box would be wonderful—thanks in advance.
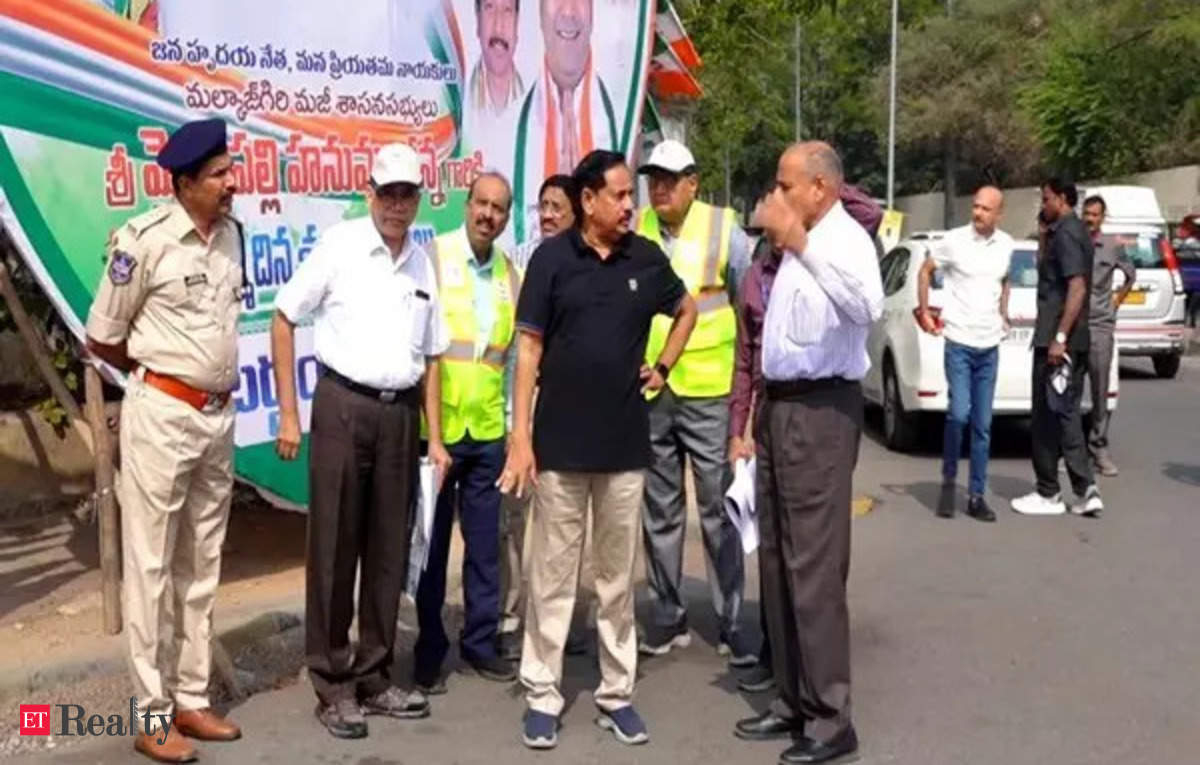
[151,260,215,332]
[785,290,825,346]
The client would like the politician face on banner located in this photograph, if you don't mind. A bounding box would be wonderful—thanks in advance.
[471,0,523,114]
[509,0,618,245]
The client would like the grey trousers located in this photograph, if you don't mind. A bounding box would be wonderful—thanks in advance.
[1087,329,1115,454]
[758,380,862,744]
[642,386,744,635]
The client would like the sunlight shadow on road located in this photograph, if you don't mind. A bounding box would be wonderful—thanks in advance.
[1162,462,1200,488]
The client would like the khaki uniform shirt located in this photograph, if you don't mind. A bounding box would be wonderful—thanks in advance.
[86,202,242,392]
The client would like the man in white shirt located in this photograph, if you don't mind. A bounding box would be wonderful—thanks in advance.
[916,186,1013,521]
[270,144,451,740]
[732,142,882,765]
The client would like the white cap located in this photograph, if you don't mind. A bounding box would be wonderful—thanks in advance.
[371,143,423,187]
[637,139,696,175]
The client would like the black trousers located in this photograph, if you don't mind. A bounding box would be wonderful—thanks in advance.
[305,375,419,704]
[757,379,862,744]
[1031,348,1094,498]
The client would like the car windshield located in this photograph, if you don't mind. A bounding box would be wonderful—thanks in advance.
[1104,232,1166,269]
[1008,247,1038,288]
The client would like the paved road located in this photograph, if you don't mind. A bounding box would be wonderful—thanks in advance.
[22,358,1200,765]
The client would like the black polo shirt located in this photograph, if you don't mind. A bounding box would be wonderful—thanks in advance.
[1036,212,1093,351]
[517,228,685,472]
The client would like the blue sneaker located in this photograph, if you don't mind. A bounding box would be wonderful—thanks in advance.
[522,710,558,749]
[596,705,649,745]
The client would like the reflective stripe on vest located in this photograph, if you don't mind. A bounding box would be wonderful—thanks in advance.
[637,201,738,398]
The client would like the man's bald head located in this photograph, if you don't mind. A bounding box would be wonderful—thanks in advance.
[776,141,844,227]
[971,185,1004,236]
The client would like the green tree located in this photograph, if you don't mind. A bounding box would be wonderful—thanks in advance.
[1020,0,1200,179]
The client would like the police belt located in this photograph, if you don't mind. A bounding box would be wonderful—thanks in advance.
[136,366,231,412]
[321,366,419,405]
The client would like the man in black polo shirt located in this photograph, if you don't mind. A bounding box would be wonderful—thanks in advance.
[498,150,697,749]
[1012,177,1104,517]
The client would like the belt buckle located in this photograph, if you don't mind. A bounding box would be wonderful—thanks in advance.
[379,390,397,403]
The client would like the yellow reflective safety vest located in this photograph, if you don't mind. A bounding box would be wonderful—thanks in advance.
[426,229,519,444]
[637,200,738,399]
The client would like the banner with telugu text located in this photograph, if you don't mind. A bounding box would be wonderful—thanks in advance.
[0,0,655,506]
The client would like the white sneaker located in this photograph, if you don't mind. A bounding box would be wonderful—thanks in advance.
[1011,491,1066,516]
[1070,485,1104,517]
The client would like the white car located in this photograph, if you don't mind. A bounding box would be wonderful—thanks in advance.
[863,233,1119,451]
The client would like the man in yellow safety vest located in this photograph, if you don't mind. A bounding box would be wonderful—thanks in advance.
[634,140,754,664]
[412,171,522,692]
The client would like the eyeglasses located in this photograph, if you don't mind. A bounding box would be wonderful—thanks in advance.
[371,182,421,205]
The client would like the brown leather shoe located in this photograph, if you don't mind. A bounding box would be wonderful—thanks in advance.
[175,708,242,741]
[134,728,197,763]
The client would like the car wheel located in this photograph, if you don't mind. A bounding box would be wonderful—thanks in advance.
[1153,352,1181,379]
[883,358,918,451]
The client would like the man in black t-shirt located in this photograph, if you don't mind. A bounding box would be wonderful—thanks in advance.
[498,150,696,749]
[1012,178,1104,517]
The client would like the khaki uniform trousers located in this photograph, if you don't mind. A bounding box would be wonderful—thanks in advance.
[119,375,235,722]
[519,470,642,716]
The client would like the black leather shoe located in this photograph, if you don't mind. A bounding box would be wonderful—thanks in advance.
[780,725,858,764]
[936,483,955,518]
[734,710,801,741]
[966,495,997,523]
[462,654,517,683]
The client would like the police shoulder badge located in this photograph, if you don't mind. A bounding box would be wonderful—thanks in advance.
[108,250,137,286]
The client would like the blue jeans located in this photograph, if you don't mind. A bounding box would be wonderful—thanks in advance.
[414,436,505,678]
[942,340,999,497]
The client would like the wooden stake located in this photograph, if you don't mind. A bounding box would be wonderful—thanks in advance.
[84,364,121,635]
[0,259,93,453]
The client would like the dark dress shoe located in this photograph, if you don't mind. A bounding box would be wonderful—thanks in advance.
[463,654,517,682]
[966,495,996,522]
[936,483,956,518]
[734,710,801,741]
[780,725,858,764]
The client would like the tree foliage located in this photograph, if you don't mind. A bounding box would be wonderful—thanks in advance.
[680,0,1200,201]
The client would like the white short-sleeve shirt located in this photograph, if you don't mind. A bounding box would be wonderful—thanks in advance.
[932,225,1014,349]
[275,216,450,390]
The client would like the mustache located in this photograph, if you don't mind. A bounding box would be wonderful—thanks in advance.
[487,37,510,51]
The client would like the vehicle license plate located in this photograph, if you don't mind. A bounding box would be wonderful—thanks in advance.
[1124,290,1146,305]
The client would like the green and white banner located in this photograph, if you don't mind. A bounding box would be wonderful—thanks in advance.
[0,0,653,506]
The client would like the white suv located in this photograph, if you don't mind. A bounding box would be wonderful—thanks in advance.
[863,234,1118,451]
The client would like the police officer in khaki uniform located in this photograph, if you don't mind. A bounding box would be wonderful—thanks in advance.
[85,118,244,763]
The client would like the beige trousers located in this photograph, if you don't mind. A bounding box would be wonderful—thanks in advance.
[519,470,643,716]
[119,376,234,721]
[500,494,595,636]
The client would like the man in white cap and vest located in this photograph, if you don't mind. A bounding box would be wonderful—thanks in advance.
[412,170,521,692]
[85,117,244,762]
[634,139,754,664]
[271,143,451,740]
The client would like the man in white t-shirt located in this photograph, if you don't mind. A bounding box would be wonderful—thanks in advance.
[916,186,1013,522]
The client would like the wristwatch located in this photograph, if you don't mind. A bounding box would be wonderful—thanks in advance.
[655,362,671,381]
[1054,331,1067,344]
